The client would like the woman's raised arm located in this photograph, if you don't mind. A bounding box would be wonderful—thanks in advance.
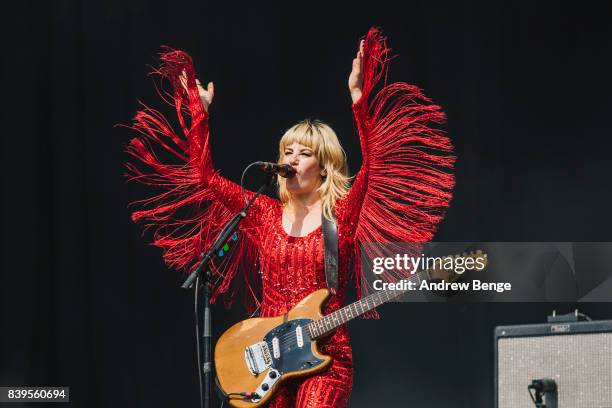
[338,28,456,314]
[125,49,274,308]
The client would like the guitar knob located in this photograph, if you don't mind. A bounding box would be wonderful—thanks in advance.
[261,383,269,391]
[269,371,277,379]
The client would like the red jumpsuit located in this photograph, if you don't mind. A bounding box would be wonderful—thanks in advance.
[205,168,363,407]
[126,28,454,407]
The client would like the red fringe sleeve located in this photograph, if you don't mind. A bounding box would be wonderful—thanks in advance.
[124,48,268,311]
[345,28,456,317]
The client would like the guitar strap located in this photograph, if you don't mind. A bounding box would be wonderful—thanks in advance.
[321,211,339,295]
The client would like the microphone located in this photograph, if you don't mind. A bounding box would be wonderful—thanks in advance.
[255,162,296,178]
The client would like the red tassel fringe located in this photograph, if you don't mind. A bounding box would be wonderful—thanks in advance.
[351,28,456,318]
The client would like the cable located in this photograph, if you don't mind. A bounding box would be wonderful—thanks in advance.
[226,392,260,398]
[240,162,262,205]
[195,276,204,408]
[249,303,261,318]
[527,385,538,406]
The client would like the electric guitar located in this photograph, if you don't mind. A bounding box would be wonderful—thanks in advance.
[214,251,488,407]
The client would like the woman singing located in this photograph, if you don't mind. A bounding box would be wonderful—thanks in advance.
[126,27,454,407]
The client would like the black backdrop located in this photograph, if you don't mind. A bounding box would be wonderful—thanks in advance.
[3,1,612,407]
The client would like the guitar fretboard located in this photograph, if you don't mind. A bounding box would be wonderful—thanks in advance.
[306,269,431,339]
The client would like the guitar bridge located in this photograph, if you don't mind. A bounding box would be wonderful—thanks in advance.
[245,341,272,375]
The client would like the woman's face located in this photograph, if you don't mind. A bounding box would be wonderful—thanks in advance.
[282,142,324,194]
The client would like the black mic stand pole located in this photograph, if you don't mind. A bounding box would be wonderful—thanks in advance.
[181,172,274,408]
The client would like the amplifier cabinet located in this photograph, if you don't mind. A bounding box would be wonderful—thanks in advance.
[495,319,612,408]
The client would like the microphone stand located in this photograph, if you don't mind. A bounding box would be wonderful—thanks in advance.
[181,172,274,408]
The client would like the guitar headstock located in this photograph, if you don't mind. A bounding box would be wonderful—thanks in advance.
[427,250,488,282]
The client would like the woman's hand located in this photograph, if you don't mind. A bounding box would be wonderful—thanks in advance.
[348,39,364,104]
[180,70,214,113]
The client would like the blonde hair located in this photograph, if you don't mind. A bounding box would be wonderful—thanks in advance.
[278,119,350,221]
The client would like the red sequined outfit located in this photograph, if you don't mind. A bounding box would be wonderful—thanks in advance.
[204,173,358,407]
[126,28,455,407]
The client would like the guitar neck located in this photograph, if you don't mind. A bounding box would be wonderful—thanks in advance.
[307,269,431,339]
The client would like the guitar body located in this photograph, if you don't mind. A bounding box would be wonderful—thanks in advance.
[215,288,332,408]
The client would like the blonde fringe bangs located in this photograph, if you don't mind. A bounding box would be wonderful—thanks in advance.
[277,119,351,220]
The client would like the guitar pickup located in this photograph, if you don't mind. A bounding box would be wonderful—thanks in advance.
[272,337,280,359]
[296,325,304,348]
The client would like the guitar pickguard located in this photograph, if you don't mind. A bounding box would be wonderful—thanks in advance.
[262,318,325,374]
